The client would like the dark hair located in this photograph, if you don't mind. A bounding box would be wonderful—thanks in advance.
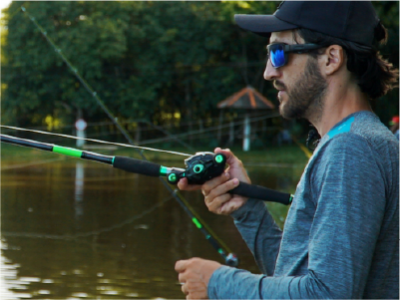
[306,126,320,150]
[294,23,399,100]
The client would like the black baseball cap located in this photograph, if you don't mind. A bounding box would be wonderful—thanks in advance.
[234,1,380,47]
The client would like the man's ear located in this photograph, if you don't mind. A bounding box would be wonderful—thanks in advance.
[321,45,346,75]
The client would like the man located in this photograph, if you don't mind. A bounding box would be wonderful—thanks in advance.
[175,1,399,299]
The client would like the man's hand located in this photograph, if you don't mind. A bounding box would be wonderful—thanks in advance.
[175,258,222,300]
[177,148,250,215]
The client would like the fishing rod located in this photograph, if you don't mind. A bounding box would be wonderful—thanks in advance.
[17,5,240,267]
[1,134,293,205]
[1,133,237,266]
[0,124,192,157]
[11,6,295,268]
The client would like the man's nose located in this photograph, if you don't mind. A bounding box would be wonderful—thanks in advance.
[263,59,280,81]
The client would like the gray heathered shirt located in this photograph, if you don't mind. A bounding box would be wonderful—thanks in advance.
[208,111,399,299]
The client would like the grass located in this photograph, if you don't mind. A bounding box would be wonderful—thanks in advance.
[1,142,310,168]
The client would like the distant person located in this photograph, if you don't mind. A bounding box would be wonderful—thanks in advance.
[277,128,292,146]
[175,1,399,299]
[390,115,399,140]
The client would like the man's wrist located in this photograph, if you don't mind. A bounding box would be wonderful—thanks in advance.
[230,198,259,219]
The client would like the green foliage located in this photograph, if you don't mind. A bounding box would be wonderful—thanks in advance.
[1,1,398,129]
[371,1,400,123]
[1,1,275,127]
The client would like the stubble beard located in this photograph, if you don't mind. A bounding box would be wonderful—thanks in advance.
[279,57,328,122]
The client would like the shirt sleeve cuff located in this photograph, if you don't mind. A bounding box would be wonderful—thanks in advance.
[230,198,266,220]
[208,265,267,299]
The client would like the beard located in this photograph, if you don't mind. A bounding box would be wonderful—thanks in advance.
[277,57,327,120]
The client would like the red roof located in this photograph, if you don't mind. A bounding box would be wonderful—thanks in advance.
[217,86,275,109]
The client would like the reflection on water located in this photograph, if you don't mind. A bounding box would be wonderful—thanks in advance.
[75,162,85,224]
[1,154,300,299]
[0,253,22,299]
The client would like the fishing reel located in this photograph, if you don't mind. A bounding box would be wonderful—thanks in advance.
[167,152,226,185]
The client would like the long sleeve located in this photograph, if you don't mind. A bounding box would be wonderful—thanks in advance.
[230,199,283,275]
[208,130,396,299]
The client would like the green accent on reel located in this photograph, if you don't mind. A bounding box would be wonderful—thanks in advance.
[53,146,82,158]
[215,154,224,163]
[192,217,202,229]
[160,166,169,176]
[168,173,177,183]
[193,164,204,174]
[218,248,225,255]
[289,194,294,204]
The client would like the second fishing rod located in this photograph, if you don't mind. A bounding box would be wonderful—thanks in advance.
[17,5,239,266]
[15,5,292,267]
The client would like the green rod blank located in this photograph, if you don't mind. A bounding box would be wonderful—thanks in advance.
[52,146,83,158]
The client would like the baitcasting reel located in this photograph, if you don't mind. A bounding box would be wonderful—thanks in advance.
[166,152,226,185]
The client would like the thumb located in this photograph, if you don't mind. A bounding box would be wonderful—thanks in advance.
[175,260,188,273]
[214,148,240,168]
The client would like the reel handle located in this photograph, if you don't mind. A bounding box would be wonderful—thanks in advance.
[166,152,293,205]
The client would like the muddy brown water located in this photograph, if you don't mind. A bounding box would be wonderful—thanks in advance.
[1,156,299,299]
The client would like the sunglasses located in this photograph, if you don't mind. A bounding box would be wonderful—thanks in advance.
[267,43,323,68]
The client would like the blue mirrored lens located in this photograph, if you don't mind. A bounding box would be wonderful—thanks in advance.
[270,46,285,68]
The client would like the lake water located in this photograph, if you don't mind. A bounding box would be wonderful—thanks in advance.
[1,152,301,299]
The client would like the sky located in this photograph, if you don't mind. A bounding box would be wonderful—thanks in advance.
[0,0,12,11]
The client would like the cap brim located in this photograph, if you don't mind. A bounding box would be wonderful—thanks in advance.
[234,14,298,37]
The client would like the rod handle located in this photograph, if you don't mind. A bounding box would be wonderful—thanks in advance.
[230,182,292,205]
[113,156,161,177]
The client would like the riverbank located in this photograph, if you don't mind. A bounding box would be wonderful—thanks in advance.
[1,143,310,168]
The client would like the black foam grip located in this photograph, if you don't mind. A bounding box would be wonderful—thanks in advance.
[113,156,161,177]
[230,182,291,205]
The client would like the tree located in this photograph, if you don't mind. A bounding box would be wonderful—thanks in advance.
[1,1,275,128]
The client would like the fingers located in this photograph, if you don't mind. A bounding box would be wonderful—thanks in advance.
[177,148,248,194]
[214,147,240,168]
[201,172,231,196]
[177,148,236,192]
[218,197,247,215]
[178,272,186,285]
[178,173,243,215]
[175,258,218,300]
[177,177,202,191]
[177,175,228,193]
[186,281,206,292]
[181,283,188,295]
[214,148,251,184]
[175,259,187,273]
[181,281,208,300]
[204,178,239,212]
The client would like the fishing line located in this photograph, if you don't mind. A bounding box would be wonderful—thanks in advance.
[1,111,279,149]
[12,6,239,266]
[140,112,281,146]
[0,125,192,157]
